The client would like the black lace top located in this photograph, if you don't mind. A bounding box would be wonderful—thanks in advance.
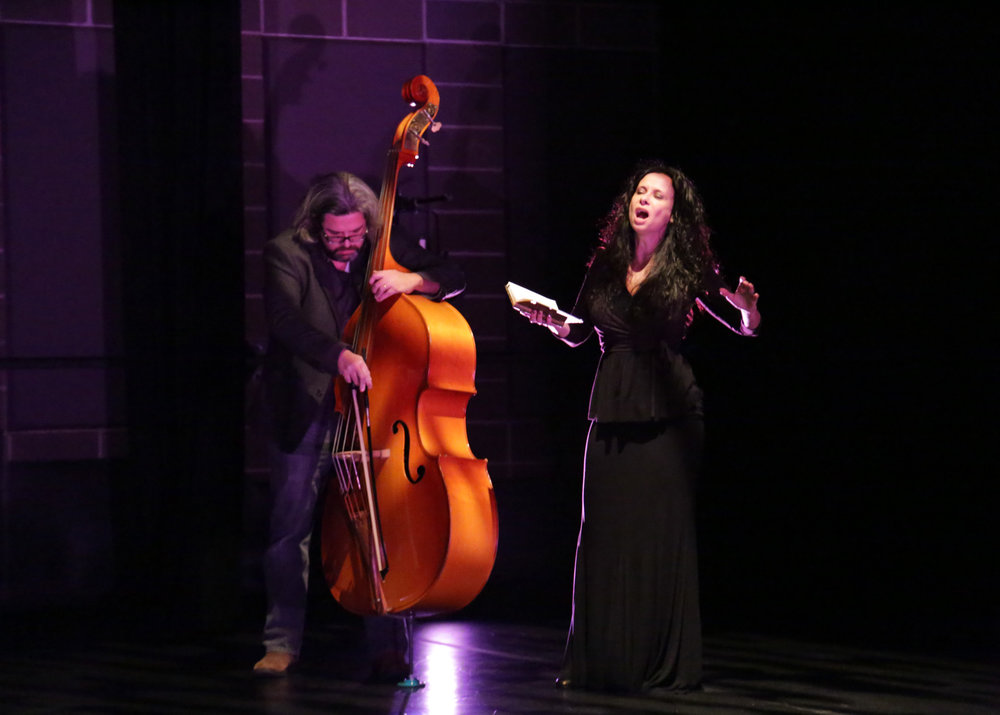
[563,265,754,422]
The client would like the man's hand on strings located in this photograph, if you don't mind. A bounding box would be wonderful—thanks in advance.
[338,349,372,392]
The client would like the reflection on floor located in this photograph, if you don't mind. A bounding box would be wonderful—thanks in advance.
[1,611,997,714]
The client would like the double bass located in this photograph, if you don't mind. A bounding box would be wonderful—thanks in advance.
[321,76,498,618]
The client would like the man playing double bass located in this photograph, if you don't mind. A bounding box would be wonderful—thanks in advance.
[254,171,465,678]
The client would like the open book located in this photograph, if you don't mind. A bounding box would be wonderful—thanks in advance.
[505,282,582,327]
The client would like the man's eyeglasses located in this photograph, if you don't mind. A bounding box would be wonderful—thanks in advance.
[322,227,368,244]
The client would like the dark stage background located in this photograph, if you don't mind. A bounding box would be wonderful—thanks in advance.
[0,1,995,662]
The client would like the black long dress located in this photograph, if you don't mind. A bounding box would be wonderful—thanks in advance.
[560,262,753,692]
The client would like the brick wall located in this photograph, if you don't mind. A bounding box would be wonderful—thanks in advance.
[0,0,663,606]
[238,0,662,599]
[0,0,119,604]
[241,0,660,477]
[0,0,121,462]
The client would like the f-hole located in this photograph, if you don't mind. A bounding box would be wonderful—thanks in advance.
[392,420,426,484]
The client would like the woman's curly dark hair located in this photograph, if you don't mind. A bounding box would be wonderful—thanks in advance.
[587,160,718,322]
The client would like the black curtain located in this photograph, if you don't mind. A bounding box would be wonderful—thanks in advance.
[113,0,245,635]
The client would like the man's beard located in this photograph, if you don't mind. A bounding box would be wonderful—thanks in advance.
[323,245,359,263]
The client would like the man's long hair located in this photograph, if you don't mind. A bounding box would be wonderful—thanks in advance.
[588,160,717,322]
[292,171,382,243]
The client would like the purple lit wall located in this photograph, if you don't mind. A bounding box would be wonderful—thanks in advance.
[0,0,664,616]
[238,0,664,606]
[0,0,120,605]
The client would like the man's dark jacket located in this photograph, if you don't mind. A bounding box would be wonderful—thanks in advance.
[262,229,465,452]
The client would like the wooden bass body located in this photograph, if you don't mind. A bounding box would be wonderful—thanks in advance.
[321,292,498,616]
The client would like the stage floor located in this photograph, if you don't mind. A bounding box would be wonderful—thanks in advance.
[1,610,997,714]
